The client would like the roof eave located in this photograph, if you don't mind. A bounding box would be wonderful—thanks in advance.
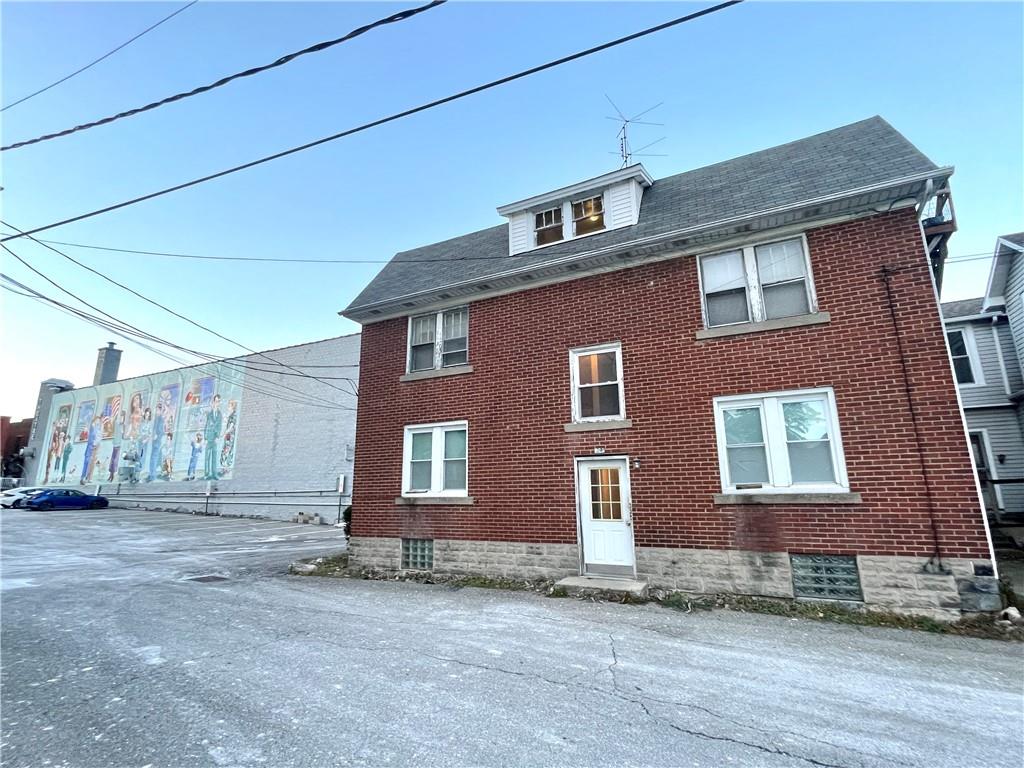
[495,164,653,216]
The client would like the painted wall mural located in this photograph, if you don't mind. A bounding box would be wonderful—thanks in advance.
[37,363,244,486]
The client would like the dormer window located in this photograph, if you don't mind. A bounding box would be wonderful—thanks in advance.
[535,207,563,246]
[572,196,605,236]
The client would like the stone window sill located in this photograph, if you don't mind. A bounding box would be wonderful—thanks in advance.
[394,496,475,506]
[399,365,474,383]
[695,312,830,340]
[563,418,633,433]
[713,492,862,506]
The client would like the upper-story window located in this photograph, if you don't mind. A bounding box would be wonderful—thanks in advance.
[535,207,563,246]
[408,307,469,372]
[572,196,605,237]
[569,343,625,422]
[699,236,817,328]
[946,327,983,385]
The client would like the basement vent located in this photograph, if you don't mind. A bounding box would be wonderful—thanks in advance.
[401,538,434,570]
[790,554,862,601]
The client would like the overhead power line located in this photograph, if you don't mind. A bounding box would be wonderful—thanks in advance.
[0,0,745,242]
[1,1,199,112]
[2,0,447,150]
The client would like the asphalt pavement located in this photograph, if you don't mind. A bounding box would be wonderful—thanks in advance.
[1,506,1021,767]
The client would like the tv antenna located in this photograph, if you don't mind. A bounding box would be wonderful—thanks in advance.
[605,95,667,167]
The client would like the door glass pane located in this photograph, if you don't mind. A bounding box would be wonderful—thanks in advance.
[589,467,621,520]
[726,446,769,484]
[724,407,763,445]
[577,352,617,385]
[409,461,431,490]
[706,290,749,326]
[443,460,466,491]
[762,280,809,319]
[580,384,620,418]
[411,432,432,460]
[787,442,835,483]
[783,400,829,441]
[444,429,466,459]
[755,239,806,284]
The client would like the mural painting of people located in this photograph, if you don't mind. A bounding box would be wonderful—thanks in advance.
[80,416,102,484]
[204,395,222,480]
[186,433,204,481]
[59,430,73,481]
[220,399,238,471]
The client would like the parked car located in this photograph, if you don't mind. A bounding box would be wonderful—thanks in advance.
[25,489,109,511]
[0,487,47,509]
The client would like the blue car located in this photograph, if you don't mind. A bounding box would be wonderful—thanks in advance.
[26,489,109,511]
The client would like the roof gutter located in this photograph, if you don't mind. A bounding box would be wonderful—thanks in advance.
[345,167,953,318]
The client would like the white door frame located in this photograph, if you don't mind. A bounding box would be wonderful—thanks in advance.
[573,455,637,577]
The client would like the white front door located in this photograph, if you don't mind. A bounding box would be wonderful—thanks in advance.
[577,457,635,576]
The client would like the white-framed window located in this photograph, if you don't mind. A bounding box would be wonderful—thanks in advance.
[946,327,983,386]
[713,387,849,494]
[407,307,469,372]
[534,206,564,246]
[572,195,605,237]
[569,343,625,422]
[402,421,468,497]
[698,236,817,328]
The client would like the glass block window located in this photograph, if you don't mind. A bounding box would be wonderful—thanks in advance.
[402,539,434,570]
[713,388,848,494]
[570,343,625,422]
[790,554,863,601]
[407,307,469,372]
[402,422,468,497]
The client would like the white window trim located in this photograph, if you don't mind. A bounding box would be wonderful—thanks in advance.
[569,343,626,424]
[570,194,606,237]
[697,233,818,329]
[532,191,610,249]
[946,325,985,388]
[406,307,470,374]
[401,420,468,498]
[713,387,849,495]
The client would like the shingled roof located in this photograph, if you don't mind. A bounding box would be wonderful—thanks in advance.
[344,116,945,321]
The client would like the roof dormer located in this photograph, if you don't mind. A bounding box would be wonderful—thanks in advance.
[497,164,654,256]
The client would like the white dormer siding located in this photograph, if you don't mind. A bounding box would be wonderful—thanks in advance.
[498,165,653,256]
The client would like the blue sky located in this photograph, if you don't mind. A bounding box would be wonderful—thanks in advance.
[2,1,1021,417]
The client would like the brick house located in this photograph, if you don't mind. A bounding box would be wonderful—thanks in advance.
[342,117,1000,618]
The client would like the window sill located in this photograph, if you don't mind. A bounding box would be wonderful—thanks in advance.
[399,364,474,383]
[695,312,830,340]
[713,492,862,506]
[394,496,475,506]
[564,418,633,433]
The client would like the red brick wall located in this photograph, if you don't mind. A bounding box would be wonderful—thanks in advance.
[351,210,992,560]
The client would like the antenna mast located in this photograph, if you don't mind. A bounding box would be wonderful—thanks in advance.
[605,95,667,167]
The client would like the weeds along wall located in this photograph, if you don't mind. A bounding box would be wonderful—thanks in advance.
[28,334,360,522]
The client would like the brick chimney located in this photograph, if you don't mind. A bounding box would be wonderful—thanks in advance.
[93,342,122,386]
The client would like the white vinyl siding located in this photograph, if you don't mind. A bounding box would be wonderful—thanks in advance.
[569,343,625,423]
[402,421,468,497]
[699,236,817,328]
[714,388,848,494]
[407,307,469,372]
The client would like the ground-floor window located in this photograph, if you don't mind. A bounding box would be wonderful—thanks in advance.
[402,421,468,497]
[713,387,849,494]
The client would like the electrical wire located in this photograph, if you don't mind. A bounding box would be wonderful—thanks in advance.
[2,0,446,149]
[0,1,745,241]
[1,1,199,112]
[2,221,358,398]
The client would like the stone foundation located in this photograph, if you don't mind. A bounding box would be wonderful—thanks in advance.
[348,536,1001,620]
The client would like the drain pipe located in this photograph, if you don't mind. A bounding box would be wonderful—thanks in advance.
[880,265,949,574]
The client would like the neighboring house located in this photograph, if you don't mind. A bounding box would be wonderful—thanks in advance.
[945,233,1024,533]
[342,117,999,618]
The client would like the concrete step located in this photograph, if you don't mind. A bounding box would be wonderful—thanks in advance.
[555,575,649,600]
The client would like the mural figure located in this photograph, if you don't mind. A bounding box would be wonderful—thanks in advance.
[186,433,204,481]
[80,416,102,484]
[203,394,223,480]
[137,407,152,477]
[148,402,166,481]
[75,401,96,442]
[44,426,60,483]
[220,400,239,470]
[108,412,130,481]
[59,431,73,482]
[128,392,147,439]
[160,433,175,479]
[101,395,122,440]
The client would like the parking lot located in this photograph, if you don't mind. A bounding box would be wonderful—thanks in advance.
[2,505,1022,767]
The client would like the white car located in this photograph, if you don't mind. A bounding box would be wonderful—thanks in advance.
[0,487,47,509]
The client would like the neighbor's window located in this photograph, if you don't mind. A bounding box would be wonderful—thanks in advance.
[714,388,848,493]
[699,237,816,328]
[570,343,625,422]
[572,196,605,236]
[535,206,564,246]
[407,307,469,372]
[946,328,981,385]
[403,421,468,496]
